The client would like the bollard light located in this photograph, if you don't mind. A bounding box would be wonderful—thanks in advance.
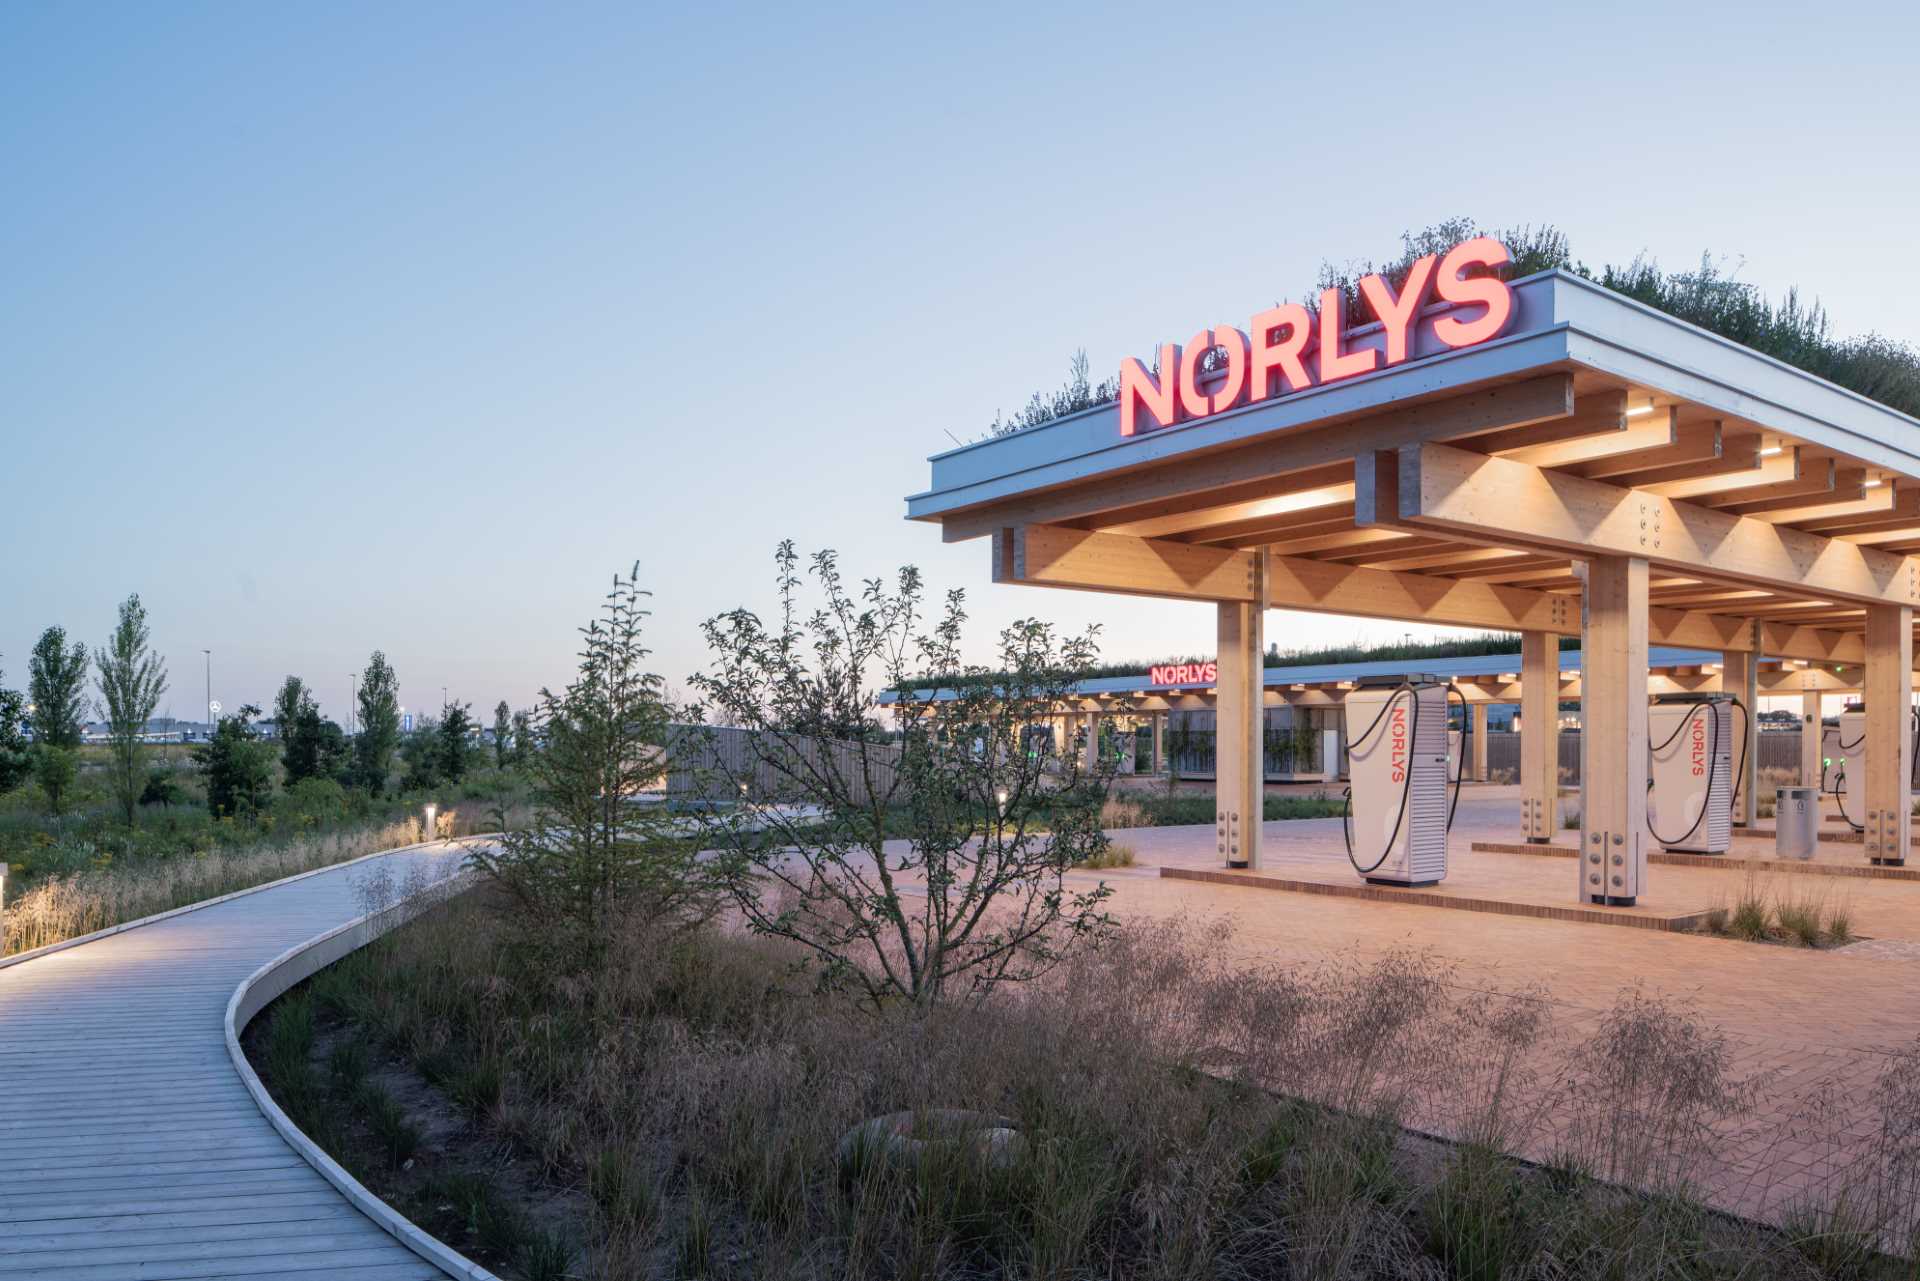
[423,802,438,841]
[995,788,1009,816]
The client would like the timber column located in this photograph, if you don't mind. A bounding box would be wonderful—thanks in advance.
[1864,605,1913,866]
[1151,712,1165,774]
[1215,556,1266,869]
[1520,631,1558,841]
[1723,644,1760,827]
[1083,708,1103,773]
[1471,702,1490,783]
[1801,686,1823,788]
[1580,556,1650,905]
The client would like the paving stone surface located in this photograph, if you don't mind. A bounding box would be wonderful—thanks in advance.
[1075,785,1920,1222]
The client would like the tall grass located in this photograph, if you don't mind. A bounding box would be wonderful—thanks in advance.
[2,813,483,956]
[267,897,1912,1280]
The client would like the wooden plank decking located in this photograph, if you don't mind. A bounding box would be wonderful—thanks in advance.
[0,844,474,1280]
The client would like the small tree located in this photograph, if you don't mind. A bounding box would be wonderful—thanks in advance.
[469,565,712,940]
[27,627,89,749]
[690,543,1117,1009]
[438,701,475,783]
[95,594,169,824]
[0,667,30,795]
[34,745,77,815]
[492,700,512,768]
[140,769,189,810]
[353,651,401,796]
[277,676,317,783]
[510,709,533,765]
[197,703,274,817]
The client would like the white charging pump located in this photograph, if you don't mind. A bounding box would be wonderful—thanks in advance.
[1827,704,1919,834]
[1646,694,1737,854]
[1342,676,1463,886]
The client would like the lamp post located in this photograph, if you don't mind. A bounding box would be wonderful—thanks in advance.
[423,802,438,842]
[203,650,212,740]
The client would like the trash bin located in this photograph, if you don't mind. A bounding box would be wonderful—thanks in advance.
[1776,787,1818,861]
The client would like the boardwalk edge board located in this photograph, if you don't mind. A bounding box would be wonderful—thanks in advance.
[224,861,501,1281]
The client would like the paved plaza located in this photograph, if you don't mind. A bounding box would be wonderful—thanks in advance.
[1073,785,1920,1220]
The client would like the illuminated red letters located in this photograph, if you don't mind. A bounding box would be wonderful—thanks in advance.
[1389,704,1408,783]
[1118,237,1516,436]
[1148,661,1217,687]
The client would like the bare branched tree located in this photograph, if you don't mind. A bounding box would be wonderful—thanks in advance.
[688,542,1116,1009]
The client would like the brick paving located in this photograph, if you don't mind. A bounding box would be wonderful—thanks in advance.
[1079,785,1920,1223]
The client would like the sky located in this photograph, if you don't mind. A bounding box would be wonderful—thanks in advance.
[4,1,1919,725]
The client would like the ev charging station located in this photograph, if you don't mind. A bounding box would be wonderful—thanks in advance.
[1342,675,1463,887]
[1825,703,1919,835]
[1646,694,1739,855]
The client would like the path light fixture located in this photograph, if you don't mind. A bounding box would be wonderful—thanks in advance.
[995,788,1009,816]
[423,802,438,841]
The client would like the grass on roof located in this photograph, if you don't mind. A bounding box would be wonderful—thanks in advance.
[984,219,1920,439]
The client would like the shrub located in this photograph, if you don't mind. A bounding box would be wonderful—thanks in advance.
[690,544,1116,1008]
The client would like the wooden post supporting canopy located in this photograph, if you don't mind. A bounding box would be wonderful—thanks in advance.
[1801,686,1823,789]
[1472,702,1490,783]
[1215,562,1266,868]
[1580,557,1651,905]
[1722,647,1760,827]
[1520,631,1558,842]
[1084,709,1103,773]
[1864,605,1913,866]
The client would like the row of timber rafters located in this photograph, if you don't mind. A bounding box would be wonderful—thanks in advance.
[946,372,1920,654]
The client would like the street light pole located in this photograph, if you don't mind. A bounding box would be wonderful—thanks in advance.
[349,673,358,737]
[203,650,212,739]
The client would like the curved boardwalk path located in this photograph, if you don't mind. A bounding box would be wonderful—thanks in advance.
[0,843,476,1280]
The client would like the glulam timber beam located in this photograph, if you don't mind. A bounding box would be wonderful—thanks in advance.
[1562,420,1722,481]
[998,524,1868,663]
[936,374,1576,542]
[1638,446,1799,500]
[1460,390,1629,458]
[1392,443,1920,608]
[1494,403,1672,468]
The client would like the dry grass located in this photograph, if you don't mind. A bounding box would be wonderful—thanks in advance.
[262,896,1920,1280]
[1702,872,1857,950]
[1,808,509,957]
[1097,795,1150,830]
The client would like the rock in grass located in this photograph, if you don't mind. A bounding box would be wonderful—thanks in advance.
[836,1109,1026,1175]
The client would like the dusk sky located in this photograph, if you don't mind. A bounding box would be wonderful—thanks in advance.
[5,2,1918,723]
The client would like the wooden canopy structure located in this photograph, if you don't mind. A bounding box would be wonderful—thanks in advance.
[908,270,1920,901]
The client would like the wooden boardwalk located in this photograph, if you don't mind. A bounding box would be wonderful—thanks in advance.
[0,844,474,1280]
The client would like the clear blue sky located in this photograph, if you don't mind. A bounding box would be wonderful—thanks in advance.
[4,1,1918,722]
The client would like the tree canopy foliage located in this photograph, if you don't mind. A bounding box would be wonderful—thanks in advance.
[353,652,401,796]
[197,703,274,818]
[27,626,89,749]
[95,594,168,824]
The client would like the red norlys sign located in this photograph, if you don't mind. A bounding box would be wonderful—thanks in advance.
[1118,236,1517,437]
[1149,661,1217,687]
